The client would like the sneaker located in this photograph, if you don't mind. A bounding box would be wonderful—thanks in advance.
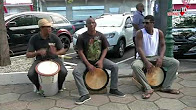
[59,89,64,92]
[75,94,91,105]
[59,87,66,92]
[109,89,126,97]
[36,90,45,96]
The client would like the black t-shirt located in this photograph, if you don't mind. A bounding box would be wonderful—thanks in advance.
[76,31,109,62]
[27,33,63,60]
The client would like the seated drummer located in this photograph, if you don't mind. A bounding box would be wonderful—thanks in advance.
[73,17,125,105]
[131,15,180,99]
[26,19,67,94]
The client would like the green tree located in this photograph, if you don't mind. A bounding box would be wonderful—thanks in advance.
[0,0,11,66]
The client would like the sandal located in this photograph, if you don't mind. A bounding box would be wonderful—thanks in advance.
[142,89,154,99]
[160,89,180,94]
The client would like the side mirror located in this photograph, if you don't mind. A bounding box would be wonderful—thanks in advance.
[7,21,17,27]
[125,24,132,28]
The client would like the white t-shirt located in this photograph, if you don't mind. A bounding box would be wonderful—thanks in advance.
[137,28,159,57]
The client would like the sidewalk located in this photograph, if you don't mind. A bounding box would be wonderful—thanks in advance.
[0,59,196,110]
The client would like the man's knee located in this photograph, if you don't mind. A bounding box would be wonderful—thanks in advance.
[60,67,68,75]
[131,62,142,70]
[27,68,36,78]
[110,63,118,70]
[72,69,82,77]
[171,58,180,67]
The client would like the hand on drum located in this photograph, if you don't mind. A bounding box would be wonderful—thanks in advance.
[145,61,154,74]
[95,60,103,69]
[87,64,96,75]
[37,48,47,56]
[155,57,163,67]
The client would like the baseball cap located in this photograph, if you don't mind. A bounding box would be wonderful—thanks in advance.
[38,19,52,27]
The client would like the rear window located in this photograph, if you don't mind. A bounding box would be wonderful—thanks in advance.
[96,16,124,27]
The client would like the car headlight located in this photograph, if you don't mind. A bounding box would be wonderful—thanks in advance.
[73,33,80,39]
[104,33,115,38]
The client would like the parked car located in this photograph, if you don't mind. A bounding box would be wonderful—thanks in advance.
[70,20,86,32]
[5,11,75,56]
[73,13,134,57]
[172,15,196,58]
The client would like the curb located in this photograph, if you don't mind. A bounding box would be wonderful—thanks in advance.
[0,69,74,86]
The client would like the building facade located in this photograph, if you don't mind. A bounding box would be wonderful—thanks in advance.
[39,0,151,20]
[4,0,33,15]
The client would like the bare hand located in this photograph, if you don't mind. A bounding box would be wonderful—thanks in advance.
[37,48,47,56]
[95,60,103,69]
[145,61,154,73]
[87,64,96,75]
[156,57,163,67]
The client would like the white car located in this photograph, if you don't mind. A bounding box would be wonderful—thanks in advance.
[73,13,134,57]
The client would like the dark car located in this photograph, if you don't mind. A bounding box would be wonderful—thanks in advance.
[5,11,75,56]
[172,15,196,58]
[70,20,86,32]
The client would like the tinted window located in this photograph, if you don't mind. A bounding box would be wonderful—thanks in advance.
[11,15,33,27]
[96,16,123,27]
[52,16,66,24]
[125,17,132,25]
[34,14,53,24]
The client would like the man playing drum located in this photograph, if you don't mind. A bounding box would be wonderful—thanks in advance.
[26,19,67,94]
[73,17,125,105]
[131,15,180,99]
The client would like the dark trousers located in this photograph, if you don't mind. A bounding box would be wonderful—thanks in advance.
[27,58,67,90]
[133,37,137,59]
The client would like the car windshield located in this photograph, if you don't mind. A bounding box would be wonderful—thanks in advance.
[96,16,123,27]
[173,15,196,28]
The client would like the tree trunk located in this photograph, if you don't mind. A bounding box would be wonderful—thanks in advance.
[0,0,11,66]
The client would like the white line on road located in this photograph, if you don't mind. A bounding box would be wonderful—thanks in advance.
[63,62,77,66]
[65,52,76,55]
[116,56,134,64]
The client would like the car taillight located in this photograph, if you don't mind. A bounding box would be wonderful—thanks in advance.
[72,25,76,31]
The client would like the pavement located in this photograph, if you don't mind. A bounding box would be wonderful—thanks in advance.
[0,59,196,110]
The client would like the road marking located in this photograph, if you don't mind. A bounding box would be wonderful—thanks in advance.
[64,62,77,66]
[116,56,134,64]
[66,52,76,55]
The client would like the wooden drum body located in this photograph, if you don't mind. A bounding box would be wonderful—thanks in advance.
[35,60,60,96]
[83,68,109,91]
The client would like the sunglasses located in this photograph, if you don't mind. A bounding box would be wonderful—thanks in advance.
[142,22,154,24]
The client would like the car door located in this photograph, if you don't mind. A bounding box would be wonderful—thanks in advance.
[7,14,37,55]
[124,17,133,46]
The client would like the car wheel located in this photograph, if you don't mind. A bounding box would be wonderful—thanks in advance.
[60,35,70,51]
[115,39,125,58]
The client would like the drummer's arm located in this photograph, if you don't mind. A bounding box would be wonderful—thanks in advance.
[158,30,165,59]
[78,49,92,67]
[99,48,108,62]
[156,30,165,67]
[26,51,38,58]
[26,49,47,58]
[56,48,66,55]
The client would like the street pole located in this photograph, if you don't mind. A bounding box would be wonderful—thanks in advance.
[165,0,174,57]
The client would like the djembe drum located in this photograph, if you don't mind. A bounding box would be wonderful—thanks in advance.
[83,68,109,91]
[145,66,165,88]
[35,60,60,96]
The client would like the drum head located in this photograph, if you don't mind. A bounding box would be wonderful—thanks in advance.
[84,68,109,91]
[146,67,165,88]
[35,60,60,76]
